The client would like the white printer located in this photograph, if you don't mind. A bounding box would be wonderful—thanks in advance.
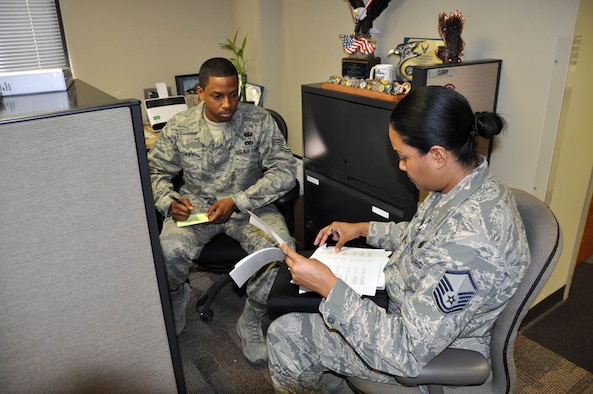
[144,95,188,130]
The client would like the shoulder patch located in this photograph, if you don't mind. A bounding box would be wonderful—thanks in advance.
[433,270,477,315]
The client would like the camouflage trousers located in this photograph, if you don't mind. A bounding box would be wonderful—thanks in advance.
[160,204,294,308]
[267,312,421,394]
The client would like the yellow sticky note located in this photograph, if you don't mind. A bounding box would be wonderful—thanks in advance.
[176,213,210,227]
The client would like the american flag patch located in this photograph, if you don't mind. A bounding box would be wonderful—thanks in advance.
[433,271,477,315]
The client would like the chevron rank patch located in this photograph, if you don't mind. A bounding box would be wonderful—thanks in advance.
[433,271,477,315]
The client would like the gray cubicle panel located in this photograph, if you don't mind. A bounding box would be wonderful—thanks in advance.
[412,59,503,160]
[0,81,185,393]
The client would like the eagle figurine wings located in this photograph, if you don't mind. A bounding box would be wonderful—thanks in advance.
[348,0,391,38]
[436,10,465,63]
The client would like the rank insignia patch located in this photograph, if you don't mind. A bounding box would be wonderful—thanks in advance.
[433,271,477,315]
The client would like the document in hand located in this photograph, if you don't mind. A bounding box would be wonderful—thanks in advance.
[305,245,391,296]
[228,211,289,287]
[229,247,285,287]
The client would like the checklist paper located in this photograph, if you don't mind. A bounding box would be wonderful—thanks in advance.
[305,245,391,296]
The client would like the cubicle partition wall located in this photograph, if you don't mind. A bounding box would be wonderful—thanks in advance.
[0,81,185,393]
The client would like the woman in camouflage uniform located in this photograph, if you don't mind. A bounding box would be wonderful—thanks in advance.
[267,86,529,393]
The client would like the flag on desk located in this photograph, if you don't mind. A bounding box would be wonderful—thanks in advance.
[341,34,376,55]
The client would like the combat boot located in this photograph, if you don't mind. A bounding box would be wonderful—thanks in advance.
[171,282,191,335]
[236,298,268,364]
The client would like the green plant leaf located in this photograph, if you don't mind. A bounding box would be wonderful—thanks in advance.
[219,28,247,76]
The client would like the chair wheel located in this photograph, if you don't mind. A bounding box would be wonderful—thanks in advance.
[199,309,214,322]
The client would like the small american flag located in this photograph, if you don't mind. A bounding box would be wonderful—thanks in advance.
[341,35,376,55]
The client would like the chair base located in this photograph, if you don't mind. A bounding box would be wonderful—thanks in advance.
[195,274,237,321]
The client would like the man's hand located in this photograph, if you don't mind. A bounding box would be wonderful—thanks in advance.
[206,198,236,224]
[281,244,338,299]
[170,197,194,221]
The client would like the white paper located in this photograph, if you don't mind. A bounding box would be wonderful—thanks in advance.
[229,247,285,287]
[304,245,391,296]
[155,81,168,98]
[247,210,286,245]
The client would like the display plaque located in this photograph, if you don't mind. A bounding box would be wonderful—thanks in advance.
[342,56,381,79]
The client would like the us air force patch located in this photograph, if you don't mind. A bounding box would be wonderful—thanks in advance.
[433,271,477,315]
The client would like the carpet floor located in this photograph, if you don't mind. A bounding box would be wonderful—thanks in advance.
[177,265,593,393]
[521,259,593,374]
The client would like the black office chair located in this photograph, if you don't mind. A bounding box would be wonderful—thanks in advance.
[193,108,299,321]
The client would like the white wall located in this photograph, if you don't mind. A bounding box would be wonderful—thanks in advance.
[543,0,593,304]
[60,0,232,103]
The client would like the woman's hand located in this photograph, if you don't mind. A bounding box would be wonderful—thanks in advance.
[280,244,338,299]
[314,221,370,252]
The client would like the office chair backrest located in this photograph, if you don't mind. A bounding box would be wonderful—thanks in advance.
[267,108,288,141]
[485,188,562,393]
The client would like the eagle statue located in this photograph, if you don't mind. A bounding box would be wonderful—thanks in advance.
[348,0,391,38]
[436,10,465,63]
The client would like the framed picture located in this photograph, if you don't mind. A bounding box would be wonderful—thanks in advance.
[245,83,264,106]
[175,74,200,95]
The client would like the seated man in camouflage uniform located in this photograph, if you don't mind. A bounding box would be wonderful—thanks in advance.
[268,86,530,392]
[148,57,296,365]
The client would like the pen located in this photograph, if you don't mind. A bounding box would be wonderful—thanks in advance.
[171,195,194,211]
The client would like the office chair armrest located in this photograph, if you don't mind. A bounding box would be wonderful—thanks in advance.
[275,181,300,206]
[395,348,490,387]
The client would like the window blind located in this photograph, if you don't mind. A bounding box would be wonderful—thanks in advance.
[0,0,69,73]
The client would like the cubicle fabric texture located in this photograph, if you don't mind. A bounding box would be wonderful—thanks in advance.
[1,107,180,392]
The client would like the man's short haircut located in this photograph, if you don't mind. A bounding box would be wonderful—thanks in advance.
[199,57,238,89]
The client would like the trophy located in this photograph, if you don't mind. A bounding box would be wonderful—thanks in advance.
[340,0,391,79]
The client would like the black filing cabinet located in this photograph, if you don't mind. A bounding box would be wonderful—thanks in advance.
[301,84,419,248]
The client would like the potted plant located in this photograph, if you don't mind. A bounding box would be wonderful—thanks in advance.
[220,29,248,102]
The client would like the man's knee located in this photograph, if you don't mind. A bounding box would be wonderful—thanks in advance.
[159,234,202,290]
[245,262,280,303]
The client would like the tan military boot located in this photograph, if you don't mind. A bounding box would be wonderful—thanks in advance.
[236,298,268,364]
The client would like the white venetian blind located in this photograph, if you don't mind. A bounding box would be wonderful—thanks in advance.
[0,0,68,73]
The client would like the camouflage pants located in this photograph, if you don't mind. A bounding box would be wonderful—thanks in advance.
[267,312,421,394]
[160,204,294,310]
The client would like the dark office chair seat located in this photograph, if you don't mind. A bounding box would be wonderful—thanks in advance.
[194,108,299,321]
